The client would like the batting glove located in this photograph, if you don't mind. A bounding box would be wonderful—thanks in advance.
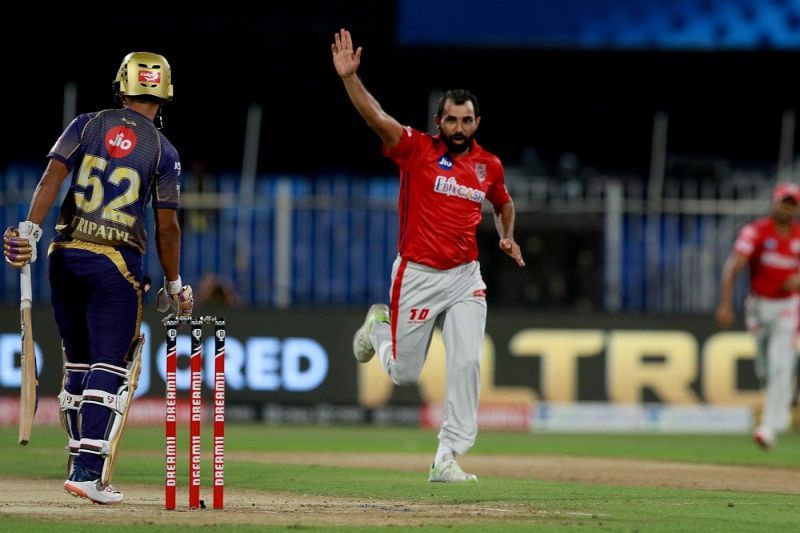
[3,221,42,268]
[156,276,194,318]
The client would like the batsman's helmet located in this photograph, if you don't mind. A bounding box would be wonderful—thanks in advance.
[113,52,173,102]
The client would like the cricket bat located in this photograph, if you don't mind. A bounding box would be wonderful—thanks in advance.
[18,264,37,445]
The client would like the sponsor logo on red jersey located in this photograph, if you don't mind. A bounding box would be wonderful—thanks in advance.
[433,175,486,203]
[139,70,161,84]
[105,126,138,158]
[760,251,799,269]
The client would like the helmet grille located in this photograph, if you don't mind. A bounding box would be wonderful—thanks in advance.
[115,52,173,101]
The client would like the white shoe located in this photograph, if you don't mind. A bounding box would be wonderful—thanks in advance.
[428,454,478,483]
[352,304,389,363]
[64,465,123,504]
[753,428,774,450]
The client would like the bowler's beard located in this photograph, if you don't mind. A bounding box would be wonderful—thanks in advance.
[774,210,794,224]
[441,131,473,154]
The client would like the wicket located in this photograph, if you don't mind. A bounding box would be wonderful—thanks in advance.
[164,316,226,510]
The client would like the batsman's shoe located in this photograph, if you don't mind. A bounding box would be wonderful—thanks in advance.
[63,464,124,505]
[753,428,774,450]
[352,303,390,363]
[428,455,478,483]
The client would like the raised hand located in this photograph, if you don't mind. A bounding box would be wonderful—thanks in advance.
[331,28,362,79]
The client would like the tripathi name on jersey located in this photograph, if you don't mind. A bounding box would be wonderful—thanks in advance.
[67,215,131,243]
[433,175,486,203]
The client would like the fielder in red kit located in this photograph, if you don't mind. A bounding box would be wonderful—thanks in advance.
[332,29,525,482]
[717,182,800,449]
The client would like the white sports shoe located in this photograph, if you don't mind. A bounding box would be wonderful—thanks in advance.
[352,304,390,363]
[64,465,123,504]
[753,427,774,450]
[428,454,478,483]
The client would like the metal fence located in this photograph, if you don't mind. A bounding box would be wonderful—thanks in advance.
[0,165,777,312]
[506,170,774,313]
[0,168,399,309]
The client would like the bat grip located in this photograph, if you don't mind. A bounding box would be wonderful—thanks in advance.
[20,264,32,307]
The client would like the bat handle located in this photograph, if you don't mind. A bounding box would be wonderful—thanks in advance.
[20,264,32,307]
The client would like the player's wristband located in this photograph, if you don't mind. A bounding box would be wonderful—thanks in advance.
[166,276,182,295]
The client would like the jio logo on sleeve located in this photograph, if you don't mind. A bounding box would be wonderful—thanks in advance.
[105,126,138,158]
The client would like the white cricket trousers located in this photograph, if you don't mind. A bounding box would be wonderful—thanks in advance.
[745,294,800,436]
[370,256,487,456]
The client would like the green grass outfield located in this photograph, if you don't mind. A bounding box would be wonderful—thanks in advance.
[0,425,798,531]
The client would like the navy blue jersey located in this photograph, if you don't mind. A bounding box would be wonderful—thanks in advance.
[48,108,181,253]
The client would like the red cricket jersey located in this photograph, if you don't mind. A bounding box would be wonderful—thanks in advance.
[733,216,800,298]
[383,126,511,269]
